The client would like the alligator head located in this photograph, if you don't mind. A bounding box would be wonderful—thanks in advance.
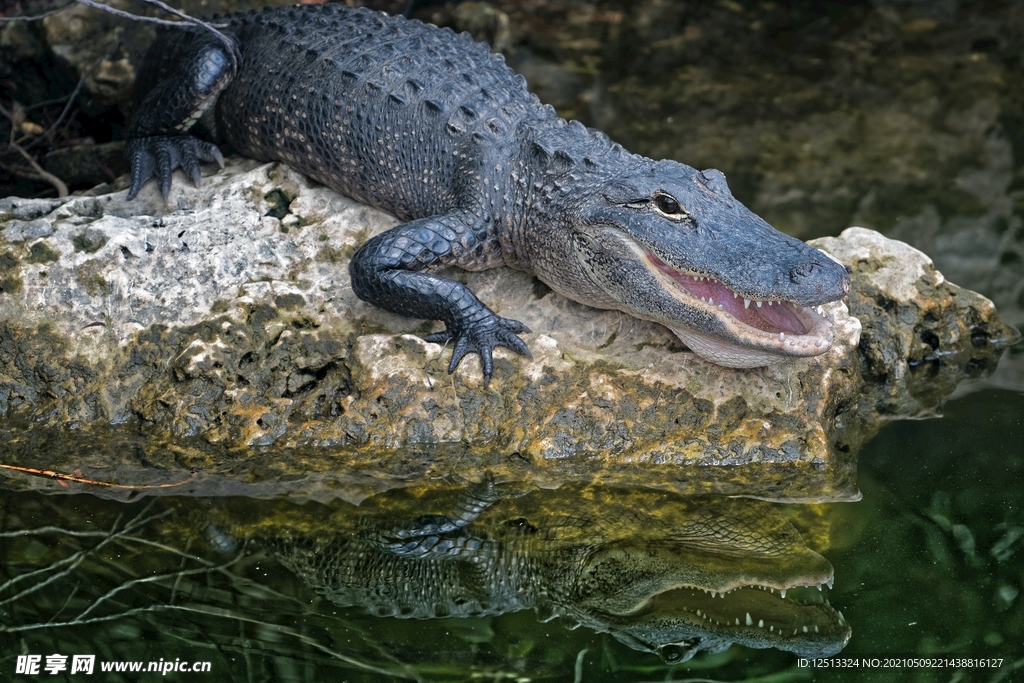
[543,157,850,367]
[562,536,850,662]
[536,495,852,662]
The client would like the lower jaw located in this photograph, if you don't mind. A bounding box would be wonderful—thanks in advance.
[668,325,826,369]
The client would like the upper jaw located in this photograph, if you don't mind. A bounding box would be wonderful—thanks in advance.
[639,247,841,368]
[598,578,849,661]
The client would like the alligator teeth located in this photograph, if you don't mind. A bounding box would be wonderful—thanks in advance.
[744,298,751,309]
[735,618,740,625]
[708,296,714,305]
[827,577,834,589]
[758,619,764,628]
[817,584,822,591]
[814,625,820,633]
[767,301,773,306]
[756,301,762,308]
[803,625,809,633]
[838,611,846,624]
[717,304,723,311]
[745,613,753,626]
[780,589,787,598]
[779,332,785,341]
[815,339,823,348]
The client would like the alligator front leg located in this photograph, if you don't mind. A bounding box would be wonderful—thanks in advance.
[349,214,531,383]
[125,34,237,200]
[377,474,506,559]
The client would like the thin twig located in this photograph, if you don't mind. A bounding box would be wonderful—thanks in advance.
[8,140,68,196]
[0,462,198,489]
[72,0,198,28]
[0,3,75,22]
[114,535,220,568]
[0,526,111,538]
[46,583,80,624]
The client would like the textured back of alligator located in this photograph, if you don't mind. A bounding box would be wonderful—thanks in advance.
[268,533,534,619]
[218,5,545,221]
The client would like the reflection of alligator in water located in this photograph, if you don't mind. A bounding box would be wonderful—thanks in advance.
[263,482,851,662]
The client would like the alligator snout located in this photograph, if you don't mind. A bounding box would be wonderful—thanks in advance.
[790,262,820,280]
[789,258,850,300]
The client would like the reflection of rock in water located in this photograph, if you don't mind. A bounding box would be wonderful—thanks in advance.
[263,482,851,663]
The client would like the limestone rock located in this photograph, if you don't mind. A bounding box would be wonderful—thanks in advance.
[0,160,1016,502]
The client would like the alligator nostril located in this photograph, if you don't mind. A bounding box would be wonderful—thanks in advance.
[790,262,820,281]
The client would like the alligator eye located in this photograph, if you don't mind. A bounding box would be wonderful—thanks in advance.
[657,642,698,664]
[655,194,682,215]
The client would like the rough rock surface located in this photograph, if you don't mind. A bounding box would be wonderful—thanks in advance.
[0,160,1016,502]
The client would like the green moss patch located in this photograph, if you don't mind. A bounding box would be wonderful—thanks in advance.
[26,241,60,264]
[263,188,293,220]
[72,231,107,254]
[0,251,22,296]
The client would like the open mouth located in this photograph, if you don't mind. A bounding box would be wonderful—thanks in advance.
[644,250,836,354]
[643,582,849,640]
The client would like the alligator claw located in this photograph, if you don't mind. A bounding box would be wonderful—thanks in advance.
[125,135,224,201]
[425,316,532,384]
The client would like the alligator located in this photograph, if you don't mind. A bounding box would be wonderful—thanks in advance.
[261,482,852,663]
[126,4,851,380]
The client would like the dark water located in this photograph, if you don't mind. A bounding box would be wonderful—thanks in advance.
[3,0,1024,681]
[0,388,1022,682]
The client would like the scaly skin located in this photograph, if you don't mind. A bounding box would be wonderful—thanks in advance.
[127,4,851,381]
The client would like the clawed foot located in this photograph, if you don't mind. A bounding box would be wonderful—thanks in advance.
[424,316,532,384]
[125,135,224,200]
